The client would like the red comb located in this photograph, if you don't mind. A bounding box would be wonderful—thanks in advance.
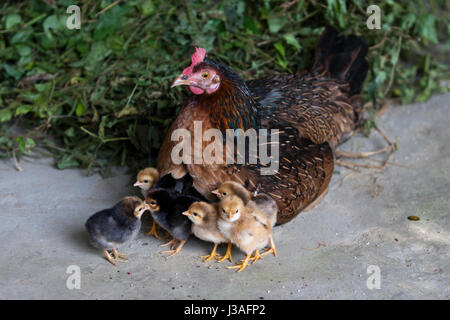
[182,47,206,75]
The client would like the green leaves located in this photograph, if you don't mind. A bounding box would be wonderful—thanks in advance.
[0,0,448,174]
[267,15,287,34]
[6,14,22,29]
[416,14,438,44]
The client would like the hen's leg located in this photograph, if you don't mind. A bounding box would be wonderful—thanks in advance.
[335,127,393,170]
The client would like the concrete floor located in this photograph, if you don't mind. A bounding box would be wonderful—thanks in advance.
[0,94,449,300]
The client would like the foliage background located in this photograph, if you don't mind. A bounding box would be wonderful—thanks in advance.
[1,0,449,176]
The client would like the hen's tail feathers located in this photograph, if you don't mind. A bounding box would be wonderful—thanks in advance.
[313,26,369,95]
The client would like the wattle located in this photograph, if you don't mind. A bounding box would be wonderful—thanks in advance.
[189,86,204,95]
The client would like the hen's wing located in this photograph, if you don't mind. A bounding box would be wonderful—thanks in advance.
[247,27,368,149]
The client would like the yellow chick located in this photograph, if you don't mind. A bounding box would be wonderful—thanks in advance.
[218,195,273,272]
[182,202,233,263]
[134,168,160,197]
[212,181,277,256]
[134,167,161,239]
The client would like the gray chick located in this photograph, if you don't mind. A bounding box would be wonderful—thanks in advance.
[85,196,149,265]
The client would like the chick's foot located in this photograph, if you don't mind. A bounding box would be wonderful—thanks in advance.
[217,242,233,263]
[261,236,277,257]
[161,240,186,257]
[103,250,127,266]
[146,221,163,240]
[227,253,252,272]
[201,243,221,262]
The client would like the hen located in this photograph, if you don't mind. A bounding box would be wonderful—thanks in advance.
[157,27,368,224]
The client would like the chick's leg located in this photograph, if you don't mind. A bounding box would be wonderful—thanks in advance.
[261,236,278,257]
[161,240,186,257]
[103,250,116,266]
[217,242,233,263]
[146,220,162,240]
[227,253,252,272]
[250,250,263,263]
[112,249,128,261]
[160,238,178,249]
[201,243,220,262]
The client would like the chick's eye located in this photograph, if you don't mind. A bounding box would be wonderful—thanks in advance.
[222,192,227,196]
[143,179,149,183]
[150,201,156,205]
[201,72,209,79]
[193,212,198,216]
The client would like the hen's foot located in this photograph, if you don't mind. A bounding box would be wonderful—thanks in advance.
[335,127,394,170]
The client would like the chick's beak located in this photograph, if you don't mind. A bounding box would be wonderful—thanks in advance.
[211,189,220,197]
[171,74,191,88]
[182,210,189,216]
[133,181,142,187]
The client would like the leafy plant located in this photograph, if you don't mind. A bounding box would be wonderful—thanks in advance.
[0,0,448,175]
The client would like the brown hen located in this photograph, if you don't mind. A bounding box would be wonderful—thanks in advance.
[157,27,368,224]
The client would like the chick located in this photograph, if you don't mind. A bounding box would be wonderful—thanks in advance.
[146,188,202,257]
[213,181,277,256]
[134,167,161,238]
[85,196,150,265]
[182,201,233,263]
[218,195,273,272]
[134,167,160,197]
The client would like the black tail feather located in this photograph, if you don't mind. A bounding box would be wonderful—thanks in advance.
[313,26,369,95]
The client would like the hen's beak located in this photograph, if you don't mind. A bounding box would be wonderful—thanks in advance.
[211,189,220,197]
[182,210,189,216]
[171,74,190,88]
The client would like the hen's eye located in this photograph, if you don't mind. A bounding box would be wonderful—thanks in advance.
[202,72,209,79]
